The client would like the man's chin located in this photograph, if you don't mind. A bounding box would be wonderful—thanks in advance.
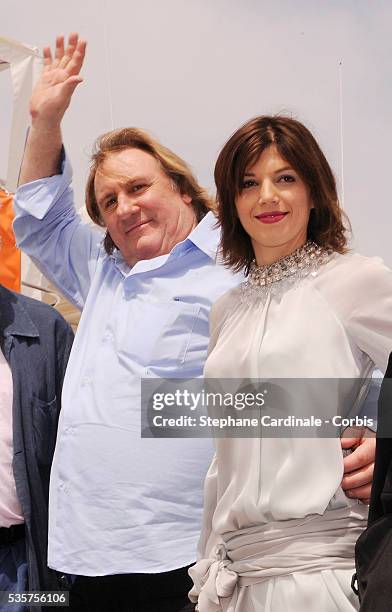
[121,242,167,267]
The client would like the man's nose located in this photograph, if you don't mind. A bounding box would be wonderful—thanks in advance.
[116,192,140,218]
[258,180,278,204]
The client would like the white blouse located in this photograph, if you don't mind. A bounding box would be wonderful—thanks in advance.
[190,253,392,611]
[203,252,392,534]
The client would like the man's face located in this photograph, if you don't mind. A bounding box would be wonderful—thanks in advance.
[94,148,197,266]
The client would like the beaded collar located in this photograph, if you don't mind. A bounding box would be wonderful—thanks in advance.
[247,241,332,287]
[239,241,334,304]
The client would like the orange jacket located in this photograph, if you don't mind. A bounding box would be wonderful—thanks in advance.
[0,188,21,292]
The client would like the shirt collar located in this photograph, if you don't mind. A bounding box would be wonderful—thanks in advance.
[0,285,39,339]
[110,211,221,277]
[185,211,220,260]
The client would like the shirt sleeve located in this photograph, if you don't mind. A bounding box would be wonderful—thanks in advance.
[13,151,104,310]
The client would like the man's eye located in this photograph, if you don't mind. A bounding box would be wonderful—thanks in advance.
[278,174,295,183]
[241,179,257,189]
[103,197,117,209]
[132,183,146,192]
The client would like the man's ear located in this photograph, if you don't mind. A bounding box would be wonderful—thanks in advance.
[181,193,192,206]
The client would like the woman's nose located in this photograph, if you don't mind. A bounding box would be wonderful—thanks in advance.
[259,180,278,204]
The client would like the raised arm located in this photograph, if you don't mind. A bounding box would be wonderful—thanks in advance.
[14,34,102,310]
[19,33,86,185]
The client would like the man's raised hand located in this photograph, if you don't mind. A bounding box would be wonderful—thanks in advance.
[19,33,86,185]
[30,33,86,126]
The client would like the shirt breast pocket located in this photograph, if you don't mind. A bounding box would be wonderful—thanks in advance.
[32,395,59,466]
[119,299,201,369]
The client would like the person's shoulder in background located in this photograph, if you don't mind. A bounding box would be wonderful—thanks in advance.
[0,283,74,353]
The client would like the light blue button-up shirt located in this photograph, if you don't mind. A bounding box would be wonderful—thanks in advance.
[14,156,241,575]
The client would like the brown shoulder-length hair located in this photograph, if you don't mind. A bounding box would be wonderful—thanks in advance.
[86,128,213,255]
[215,115,349,273]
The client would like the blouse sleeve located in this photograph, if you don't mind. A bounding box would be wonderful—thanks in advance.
[343,256,392,372]
[207,288,237,356]
[195,453,219,560]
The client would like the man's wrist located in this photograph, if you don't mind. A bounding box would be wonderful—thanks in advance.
[30,116,62,134]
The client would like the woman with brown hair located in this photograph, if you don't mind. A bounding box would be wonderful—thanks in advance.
[189,116,392,611]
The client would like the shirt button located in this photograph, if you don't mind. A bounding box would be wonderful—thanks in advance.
[103,331,113,342]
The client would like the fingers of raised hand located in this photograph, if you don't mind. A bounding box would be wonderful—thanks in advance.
[42,34,65,72]
[53,35,65,66]
[58,32,79,69]
[66,38,87,76]
[43,45,53,68]
[43,33,86,76]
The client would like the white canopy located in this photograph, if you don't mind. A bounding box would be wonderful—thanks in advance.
[0,35,44,297]
[0,35,42,191]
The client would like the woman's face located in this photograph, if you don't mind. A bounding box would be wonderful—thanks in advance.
[235,145,313,266]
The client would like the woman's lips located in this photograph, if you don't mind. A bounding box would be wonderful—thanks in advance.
[256,212,288,224]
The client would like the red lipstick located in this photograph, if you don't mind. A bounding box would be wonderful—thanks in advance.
[256,211,288,224]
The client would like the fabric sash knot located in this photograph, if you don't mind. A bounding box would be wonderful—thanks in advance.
[188,544,238,611]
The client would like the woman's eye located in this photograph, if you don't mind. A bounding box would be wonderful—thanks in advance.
[241,179,257,189]
[132,183,146,192]
[278,174,295,183]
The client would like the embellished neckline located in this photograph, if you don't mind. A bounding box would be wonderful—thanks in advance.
[247,241,332,288]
